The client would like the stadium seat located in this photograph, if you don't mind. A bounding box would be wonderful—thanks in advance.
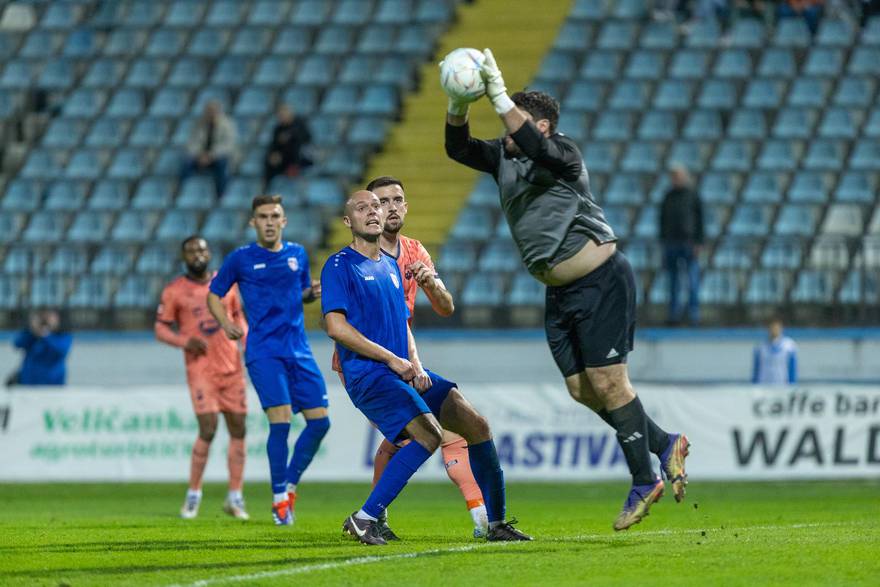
[632,206,658,238]
[68,276,112,308]
[787,77,831,108]
[359,85,398,116]
[652,80,693,111]
[861,16,880,45]
[712,140,754,172]
[758,48,797,78]
[207,0,245,26]
[729,17,765,48]
[451,207,495,241]
[602,206,632,239]
[462,274,506,306]
[155,210,200,241]
[669,50,709,79]
[580,51,623,80]
[189,28,231,57]
[714,50,752,78]
[63,88,107,118]
[556,21,593,51]
[106,88,146,118]
[20,30,59,59]
[847,47,880,75]
[177,177,215,210]
[666,140,709,170]
[0,276,22,309]
[538,51,578,82]
[683,110,722,140]
[822,204,863,237]
[757,140,800,171]
[742,79,784,109]
[85,118,128,148]
[608,80,650,110]
[478,241,522,272]
[761,238,803,269]
[773,17,810,48]
[728,205,772,237]
[88,180,130,211]
[604,175,644,205]
[66,150,107,180]
[686,18,721,48]
[250,1,292,25]
[22,212,69,244]
[788,171,829,203]
[202,209,246,243]
[772,108,817,139]
[791,270,837,303]
[83,58,126,88]
[744,270,790,304]
[571,0,607,20]
[838,270,879,304]
[348,117,389,148]
[508,272,544,306]
[699,270,740,304]
[742,172,784,203]
[114,275,161,308]
[592,111,633,141]
[597,21,637,50]
[375,0,414,25]
[564,80,606,112]
[42,118,84,148]
[296,54,337,86]
[124,60,168,89]
[835,171,874,203]
[108,148,149,180]
[314,25,355,55]
[230,27,272,56]
[809,237,850,269]
[803,139,845,171]
[728,109,767,140]
[698,79,737,110]
[625,51,666,80]
[0,213,27,244]
[67,211,114,243]
[132,178,174,210]
[111,211,158,242]
[145,29,188,57]
[620,142,661,173]
[45,181,86,211]
[105,29,148,57]
[775,204,820,237]
[2,245,40,274]
[818,108,857,140]
[125,1,163,27]
[700,172,738,204]
[272,26,313,55]
[803,47,844,77]
[168,58,207,88]
[817,18,853,47]
[45,247,88,276]
[833,77,875,108]
[29,276,67,308]
[234,87,273,116]
[624,239,661,270]
[150,88,191,118]
[849,139,880,171]
[38,59,75,90]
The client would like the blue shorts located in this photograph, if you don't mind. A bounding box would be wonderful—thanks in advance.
[347,367,456,443]
[247,355,329,412]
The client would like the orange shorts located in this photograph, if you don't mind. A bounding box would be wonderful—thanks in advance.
[187,371,247,415]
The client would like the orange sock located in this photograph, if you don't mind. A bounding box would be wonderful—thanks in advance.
[227,437,245,492]
[442,437,484,508]
[372,438,400,488]
[189,438,210,491]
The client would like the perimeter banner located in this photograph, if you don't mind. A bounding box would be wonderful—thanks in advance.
[0,384,877,481]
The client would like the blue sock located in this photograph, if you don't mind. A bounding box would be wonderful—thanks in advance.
[267,422,291,495]
[362,441,432,518]
[467,440,506,523]
[287,417,330,486]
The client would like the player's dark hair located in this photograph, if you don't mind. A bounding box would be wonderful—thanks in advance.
[366,176,404,192]
[180,234,205,251]
[252,194,282,212]
[511,90,560,133]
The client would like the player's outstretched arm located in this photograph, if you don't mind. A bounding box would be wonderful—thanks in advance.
[207,292,243,340]
[325,311,415,381]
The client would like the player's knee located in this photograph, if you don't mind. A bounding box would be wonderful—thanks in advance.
[419,421,443,452]
[199,426,217,442]
[306,416,331,438]
[469,413,491,442]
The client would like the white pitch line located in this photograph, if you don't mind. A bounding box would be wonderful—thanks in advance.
[169,521,865,587]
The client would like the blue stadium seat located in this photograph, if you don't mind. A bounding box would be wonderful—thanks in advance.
[508,272,544,306]
[683,110,722,140]
[177,176,216,210]
[613,0,646,18]
[803,47,844,77]
[437,241,479,274]
[45,247,88,276]
[210,56,251,88]
[712,140,753,172]
[149,88,191,118]
[302,178,345,209]
[597,21,637,50]
[296,54,337,86]
[669,50,709,79]
[632,206,658,238]
[714,50,752,78]
[698,79,737,110]
[165,1,205,26]
[42,2,81,29]
[861,16,880,45]
[155,210,200,241]
[849,139,880,171]
[729,17,765,48]
[592,111,633,141]
[314,25,355,55]
[652,80,692,111]
[105,29,147,57]
[602,206,632,239]
[838,270,879,304]
[272,26,312,55]
[786,77,830,107]
[700,172,738,204]
[45,181,86,211]
[556,21,593,51]
[699,270,740,304]
[818,107,857,139]
[821,204,863,236]
[2,245,38,274]
[0,213,27,244]
[666,140,709,170]
[761,238,803,269]
[207,0,245,26]
[375,0,413,25]
[145,29,187,58]
[230,27,272,56]
[125,59,168,89]
[114,275,161,308]
[21,149,62,180]
[359,85,398,116]
[686,18,721,48]
[864,237,880,269]
[757,140,799,171]
[621,142,661,173]
[639,20,677,49]
[348,117,388,148]
[772,108,817,139]
[189,28,231,57]
[745,270,790,304]
[787,171,828,203]
[333,0,374,25]
[742,79,784,109]
[3,178,44,212]
[637,111,676,140]
[414,0,453,23]
[728,204,772,236]
[106,88,145,118]
[462,274,506,306]
[20,30,60,59]
[450,207,494,241]
[808,237,850,269]
[285,211,323,247]
[23,212,69,243]
[625,239,661,270]
[125,0,163,27]
[478,241,521,272]
[835,171,874,203]
[111,211,158,242]
[320,85,360,116]
[234,87,272,116]
[29,276,68,307]
[713,238,755,269]
[129,117,170,148]
[557,112,587,142]
[791,270,836,303]
[108,148,149,180]
[132,178,174,210]
[773,17,810,47]
[728,109,766,140]
[742,172,784,202]
[847,47,880,75]
[537,51,577,82]
[833,77,875,108]
[775,204,820,236]
[88,180,130,211]
[85,118,127,148]
[803,139,845,170]
[580,51,622,80]
[375,55,415,89]
[582,142,617,173]
[83,58,125,88]
[202,209,246,243]
[817,18,853,47]
[0,277,22,308]
[338,55,378,86]
[67,211,114,243]
[758,48,796,78]
[42,118,84,148]
[38,59,75,90]
[625,51,666,80]
[253,55,298,87]
[605,175,644,205]
[608,80,650,110]
[221,178,262,210]
[63,28,99,58]
[66,150,106,180]
[250,0,291,25]
[571,0,607,20]
[1,60,35,89]
[281,87,319,116]
[191,87,231,115]
[68,276,112,308]
[564,80,606,112]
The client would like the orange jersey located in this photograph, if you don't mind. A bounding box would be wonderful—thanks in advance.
[331,235,438,373]
[155,274,246,378]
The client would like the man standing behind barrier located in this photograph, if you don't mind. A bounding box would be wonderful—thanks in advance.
[752,317,798,385]
[8,309,72,387]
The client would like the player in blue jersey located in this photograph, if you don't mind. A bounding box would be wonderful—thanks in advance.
[321,190,531,545]
[207,194,330,526]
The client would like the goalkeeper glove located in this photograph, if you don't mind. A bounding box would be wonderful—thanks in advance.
[480,48,515,115]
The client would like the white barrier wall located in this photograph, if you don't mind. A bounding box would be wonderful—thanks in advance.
[1,384,878,482]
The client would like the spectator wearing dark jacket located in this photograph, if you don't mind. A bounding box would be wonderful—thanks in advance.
[659,165,704,325]
[8,309,72,386]
[264,105,312,187]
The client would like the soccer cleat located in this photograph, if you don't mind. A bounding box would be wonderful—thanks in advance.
[223,496,250,521]
[486,518,532,541]
[180,494,201,519]
[272,499,293,526]
[376,509,400,541]
[660,433,690,503]
[342,512,387,545]
[613,477,664,531]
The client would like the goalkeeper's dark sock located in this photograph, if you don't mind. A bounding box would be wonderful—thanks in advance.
[607,397,656,486]
[598,408,669,456]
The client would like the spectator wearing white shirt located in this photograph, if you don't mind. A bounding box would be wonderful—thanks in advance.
[752,317,798,385]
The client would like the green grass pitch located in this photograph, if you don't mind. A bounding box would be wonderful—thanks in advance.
[0,480,877,586]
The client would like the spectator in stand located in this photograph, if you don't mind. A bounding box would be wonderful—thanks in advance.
[7,309,72,386]
[659,164,704,325]
[777,0,825,34]
[752,317,798,385]
[263,104,312,188]
[861,0,880,25]
[181,100,237,199]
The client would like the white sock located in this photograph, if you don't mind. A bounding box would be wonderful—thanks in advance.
[354,509,377,522]
[227,490,243,502]
[470,504,488,529]
[272,492,288,505]
[186,489,202,500]
[286,483,297,494]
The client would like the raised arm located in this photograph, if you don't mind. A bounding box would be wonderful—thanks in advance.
[409,244,453,317]
[444,120,501,175]
[325,311,415,381]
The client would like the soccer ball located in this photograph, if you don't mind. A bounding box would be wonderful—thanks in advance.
[439,48,486,102]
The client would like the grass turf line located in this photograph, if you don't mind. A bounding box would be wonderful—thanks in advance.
[0,481,877,586]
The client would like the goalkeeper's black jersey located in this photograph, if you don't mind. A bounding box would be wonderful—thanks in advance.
[445,121,616,276]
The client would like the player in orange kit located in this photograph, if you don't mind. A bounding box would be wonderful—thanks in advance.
[332,176,488,539]
[155,235,250,520]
